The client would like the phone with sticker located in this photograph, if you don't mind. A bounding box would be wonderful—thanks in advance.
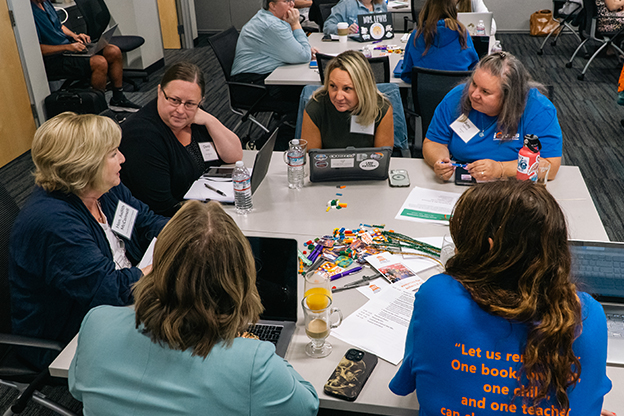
[388,169,410,187]
[324,349,378,401]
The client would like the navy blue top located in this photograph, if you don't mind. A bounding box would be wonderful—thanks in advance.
[31,0,70,46]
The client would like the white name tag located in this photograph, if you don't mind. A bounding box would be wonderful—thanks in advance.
[198,142,219,162]
[450,115,479,143]
[111,201,138,240]
[350,115,375,135]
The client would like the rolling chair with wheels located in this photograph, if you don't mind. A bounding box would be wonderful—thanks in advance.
[309,0,339,32]
[403,0,425,32]
[537,0,585,56]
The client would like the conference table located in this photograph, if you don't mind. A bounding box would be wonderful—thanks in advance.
[50,153,623,415]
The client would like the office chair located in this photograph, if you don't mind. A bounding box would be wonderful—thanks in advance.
[408,66,472,157]
[316,53,391,83]
[309,0,339,31]
[403,0,425,33]
[537,0,585,55]
[294,83,410,157]
[565,0,624,80]
[0,185,78,416]
[74,0,148,88]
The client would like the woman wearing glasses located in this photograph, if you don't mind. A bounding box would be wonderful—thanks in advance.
[120,62,242,217]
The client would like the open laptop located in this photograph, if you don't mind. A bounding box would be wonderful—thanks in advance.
[246,236,298,358]
[457,12,493,37]
[308,146,392,182]
[183,127,278,202]
[350,12,394,42]
[64,24,118,57]
[569,240,624,366]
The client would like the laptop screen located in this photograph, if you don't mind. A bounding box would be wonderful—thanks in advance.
[247,237,298,322]
[569,240,624,302]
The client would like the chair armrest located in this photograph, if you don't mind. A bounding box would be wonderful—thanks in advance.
[227,81,271,120]
[0,333,64,352]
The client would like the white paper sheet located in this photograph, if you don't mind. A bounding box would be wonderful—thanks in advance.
[395,186,462,225]
[137,237,157,269]
[183,178,235,203]
[331,285,415,365]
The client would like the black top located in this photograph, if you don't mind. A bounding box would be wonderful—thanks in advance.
[120,99,223,216]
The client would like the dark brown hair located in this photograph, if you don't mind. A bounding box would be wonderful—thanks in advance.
[446,180,582,411]
[416,0,468,56]
[160,61,206,97]
[133,200,263,358]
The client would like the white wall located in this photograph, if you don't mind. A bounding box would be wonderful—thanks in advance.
[489,0,553,32]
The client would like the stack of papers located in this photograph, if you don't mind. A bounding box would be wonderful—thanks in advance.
[183,178,234,203]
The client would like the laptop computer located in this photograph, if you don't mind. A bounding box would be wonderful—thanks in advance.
[350,12,394,42]
[569,240,624,366]
[457,12,493,37]
[308,146,392,182]
[246,236,298,358]
[64,24,118,57]
[183,127,278,202]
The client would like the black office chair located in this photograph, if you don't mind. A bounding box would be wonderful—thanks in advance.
[408,66,472,157]
[537,0,585,55]
[74,0,147,88]
[565,0,624,80]
[403,0,425,32]
[0,185,78,416]
[309,0,339,31]
[316,52,390,83]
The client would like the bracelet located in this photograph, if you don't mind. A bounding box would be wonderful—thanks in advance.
[498,162,504,179]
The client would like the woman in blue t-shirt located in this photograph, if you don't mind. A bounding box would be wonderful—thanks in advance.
[390,180,612,416]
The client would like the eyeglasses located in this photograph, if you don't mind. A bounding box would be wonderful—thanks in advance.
[161,88,201,110]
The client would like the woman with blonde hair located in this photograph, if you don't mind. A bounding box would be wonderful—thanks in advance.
[9,112,167,369]
[391,180,612,415]
[302,50,394,149]
[401,0,478,83]
[69,201,319,415]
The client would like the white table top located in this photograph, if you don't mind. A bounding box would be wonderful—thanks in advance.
[50,153,622,415]
[264,33,409,87]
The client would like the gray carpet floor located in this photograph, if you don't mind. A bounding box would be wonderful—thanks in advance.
[1,32,624,415]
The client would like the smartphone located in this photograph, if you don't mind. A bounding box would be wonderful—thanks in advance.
[324,349,378,401]
[454,166,476,186]
[321,34,338,42]
[389,169,410,187]
[203,166,234,179]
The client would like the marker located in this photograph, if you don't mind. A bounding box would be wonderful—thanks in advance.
[330,266,363,281]
[204,183,227,197]
[449,162,467,168]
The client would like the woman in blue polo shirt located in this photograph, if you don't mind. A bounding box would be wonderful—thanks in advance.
[424,52,562,182]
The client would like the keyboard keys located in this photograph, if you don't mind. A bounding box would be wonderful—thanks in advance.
[247,323,283,345]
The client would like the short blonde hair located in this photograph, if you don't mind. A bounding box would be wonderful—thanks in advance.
[32,112,121,194]
[313,50,388,126]
[133,200,264,358]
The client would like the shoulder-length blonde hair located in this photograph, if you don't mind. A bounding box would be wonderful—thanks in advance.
[416,0,469,56]
[312,50,388,126]
[32,112,121,194]
[133,200,263,358]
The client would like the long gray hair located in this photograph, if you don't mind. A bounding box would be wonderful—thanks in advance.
[460,52,545,139]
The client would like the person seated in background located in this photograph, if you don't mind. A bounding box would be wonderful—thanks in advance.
[30,0,140,112]
[9,113,167,370]
[456,0,497,34]
[424,52,562,182]
[302,51,394,149]
[401,0,478,83]
[606,0,624,11]
[120,62,242,217]
[69,200,320,416]
[323,0,387,36]
[390,180,612,415]
[231,0,317,120]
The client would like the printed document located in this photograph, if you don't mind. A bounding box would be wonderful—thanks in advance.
[395,186,462,225]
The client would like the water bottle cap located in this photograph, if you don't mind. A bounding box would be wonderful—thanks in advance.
[292,139,299,145]
[235,160,244,167]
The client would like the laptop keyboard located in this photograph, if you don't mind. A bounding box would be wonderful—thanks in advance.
[247,323,283,346]
[607,314,624,338]
[577,255,624,290]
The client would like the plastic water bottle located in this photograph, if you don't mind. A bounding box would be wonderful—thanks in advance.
[287,139,304,189]
[233,160,253,214]
[476,20,486,36]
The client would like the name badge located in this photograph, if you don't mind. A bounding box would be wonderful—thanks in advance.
[111,201,138,240]
[198,142,219,162]
[450,114,479,143]
[350,115,375,135]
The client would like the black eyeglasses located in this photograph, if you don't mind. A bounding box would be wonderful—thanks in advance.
[161,88,201,110]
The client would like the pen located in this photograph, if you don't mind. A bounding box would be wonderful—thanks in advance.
[204,183,227,197]
[330,266,363,281]
[449,163,467,168]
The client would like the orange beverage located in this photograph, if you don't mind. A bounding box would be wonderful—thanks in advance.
[304,289,331,311]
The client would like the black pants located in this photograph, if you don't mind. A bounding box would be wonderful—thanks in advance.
[230,72,302,119]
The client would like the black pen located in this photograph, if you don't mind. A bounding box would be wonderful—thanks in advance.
[204,183,227,197]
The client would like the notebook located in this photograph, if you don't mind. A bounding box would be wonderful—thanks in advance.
[246,236,298,358]
[308,146,392,182]
[64,24,118,57]
[569,240,624,365]
[183,127,278,202]
[350,12,394,42]
[457,12,493,37]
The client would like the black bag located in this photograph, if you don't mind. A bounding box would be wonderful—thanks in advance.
[44,88,107,119]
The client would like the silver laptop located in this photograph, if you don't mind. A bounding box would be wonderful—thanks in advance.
[569,240,624,366]
[457,12,493,37]
[64,24,118,57]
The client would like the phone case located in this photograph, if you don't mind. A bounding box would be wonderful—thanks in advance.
[323,349,378,401]
[454,166,476,186]
[389,169,410,187]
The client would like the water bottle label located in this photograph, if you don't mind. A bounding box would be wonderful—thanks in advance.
[288,154,304,167]
[517,155,529,173]
[234,178,251,192]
